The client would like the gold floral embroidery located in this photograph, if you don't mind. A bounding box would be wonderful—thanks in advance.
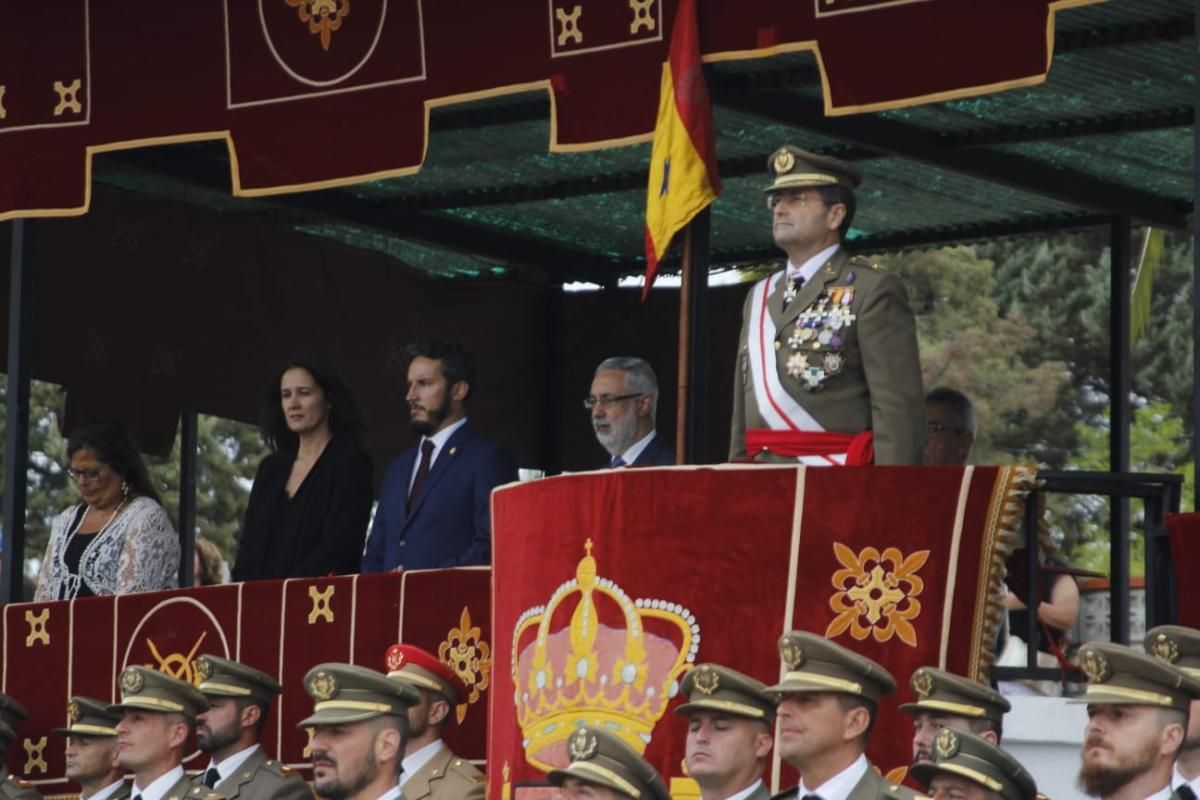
[826,544,929,647]
[439,606,492,723]
[285,0,350,52]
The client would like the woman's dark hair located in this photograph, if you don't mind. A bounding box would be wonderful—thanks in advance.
[261,355,365,451]
[67,423,162,505]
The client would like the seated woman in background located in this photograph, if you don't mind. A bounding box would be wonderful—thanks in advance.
[232,356,373,581]
[35,424,179,600]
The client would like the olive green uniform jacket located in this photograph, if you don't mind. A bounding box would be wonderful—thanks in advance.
[730,249,924,465]
[402,745,484,800]
[198,748,312,800]
[771,764,926,800]
[0,771,41,800]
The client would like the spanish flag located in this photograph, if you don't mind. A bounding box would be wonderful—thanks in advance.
[642,0,721,299]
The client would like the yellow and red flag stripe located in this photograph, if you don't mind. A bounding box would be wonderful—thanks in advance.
[642,0,721,298]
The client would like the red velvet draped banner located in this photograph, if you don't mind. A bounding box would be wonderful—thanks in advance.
[2,0,1099,220]
[1168,513,1200,628]
[489,465,1036,796]
[0,570,491,795]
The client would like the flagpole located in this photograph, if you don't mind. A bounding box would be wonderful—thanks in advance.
[675,210,712,464]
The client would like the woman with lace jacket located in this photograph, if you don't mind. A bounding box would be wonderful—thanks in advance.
[34,423,179,600]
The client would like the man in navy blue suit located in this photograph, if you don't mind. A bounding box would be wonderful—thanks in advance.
[362,340,518,572]
[587,357,675,468]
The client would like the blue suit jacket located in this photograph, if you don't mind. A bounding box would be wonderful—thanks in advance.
[361,422,518,572]
[632,432,676,466]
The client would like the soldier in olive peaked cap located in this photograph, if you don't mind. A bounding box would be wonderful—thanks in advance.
[900,667,1010,767]
[300,664,419,800]
[1073,641,1200,800]
[53,697,129,800]
[768,632,924,800]
[676,664,775,800]
[731,145,924,466]
[192,655,310,800]
[1145,626,1200,796]
[384,644,484,800]
[110,667,222,800]
[545,725,670,800]
[909,728,1036,800]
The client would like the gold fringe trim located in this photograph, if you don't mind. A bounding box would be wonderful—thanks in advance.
[968,464,1039,681]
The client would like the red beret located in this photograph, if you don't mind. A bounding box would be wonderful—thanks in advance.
[384,644,469,707]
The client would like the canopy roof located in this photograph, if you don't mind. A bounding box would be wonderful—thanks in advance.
[78,0,1194,286]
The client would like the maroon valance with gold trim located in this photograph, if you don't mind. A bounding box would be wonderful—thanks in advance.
[2,0,1097,220]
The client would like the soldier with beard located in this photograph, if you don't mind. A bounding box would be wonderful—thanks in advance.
[899,667,1009,770]
[193,655,310,800]
[361,340,517,572]
[1073,641,1200,800]
[53,698,127,800]
[1144,626,1200,798]
[300,664,419,800]
[587,357,674,467]
[382,645,483,800]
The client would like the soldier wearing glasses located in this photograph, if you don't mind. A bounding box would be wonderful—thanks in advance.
[730,146,924,466]
[586,357,674,468]
[923,388,976,466]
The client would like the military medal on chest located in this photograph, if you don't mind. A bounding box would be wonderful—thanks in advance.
[782,281,856,391]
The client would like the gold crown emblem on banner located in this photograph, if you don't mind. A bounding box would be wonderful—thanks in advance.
[511,539,700,769]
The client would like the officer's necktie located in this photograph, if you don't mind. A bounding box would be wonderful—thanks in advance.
[1178,785,1198,800]
[609,455,626,468]
[408,440,436,504]
[801,794,823,800]
[204,768,221,789]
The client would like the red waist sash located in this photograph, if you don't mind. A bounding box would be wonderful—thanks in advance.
[745,429,875,465]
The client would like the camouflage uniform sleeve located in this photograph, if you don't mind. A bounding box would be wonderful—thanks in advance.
[854,266,925,465]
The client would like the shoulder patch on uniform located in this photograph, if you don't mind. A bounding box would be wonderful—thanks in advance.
[448,757,485,782]
[262,760,298,778]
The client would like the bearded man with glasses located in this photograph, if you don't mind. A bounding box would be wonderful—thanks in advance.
[585,357,674,468]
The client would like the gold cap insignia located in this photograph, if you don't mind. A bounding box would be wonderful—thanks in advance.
[120,668,144,694]
[1081,649,1111,683]
[195,657,213,681]
[66,701,80,725]
[1152,634,1180,664]
[308,671,338,701]
[934,727,959,760]
[693,667,719,696]
[772,149,795,176]
[911,670,935,699]
[780,637,805,670]
[385,645,405,672]
[567,727,598,761]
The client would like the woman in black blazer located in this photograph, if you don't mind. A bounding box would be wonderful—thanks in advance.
[232,356,374,581]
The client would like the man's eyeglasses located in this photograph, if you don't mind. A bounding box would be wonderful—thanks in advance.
[926,421,965,436]
[66,467,105,483]
[583,393,643,411]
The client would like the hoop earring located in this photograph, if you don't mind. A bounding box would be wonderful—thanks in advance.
[122,480,130,499]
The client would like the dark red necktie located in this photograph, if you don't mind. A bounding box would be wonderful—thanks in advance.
[408,440,435,504]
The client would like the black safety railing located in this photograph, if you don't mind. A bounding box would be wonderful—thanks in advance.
[991,469,1183,684]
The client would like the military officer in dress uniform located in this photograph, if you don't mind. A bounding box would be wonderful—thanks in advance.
[1072,642,1200,800]
[54,697,129,800]
[909,728,1037,800]
[110,667,222,800]
[899,667,1010,766]
[544,726,670,800]
[382,644,484,800]
[193,655,311,800]
[730,146,924,466]
[767,632,924,800]
[675,663,775,800]
[0,718,42,800]
[1144,626,1200,798]
[299,663,420,800]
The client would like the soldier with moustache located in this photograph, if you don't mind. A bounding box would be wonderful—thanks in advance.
[767,632,924,800]
[1073,641,1200,800]
[193,655,311,800]
[676,664,775,800]
[382,644,484,800]
[54,697,129,800]
[730,147,924,466]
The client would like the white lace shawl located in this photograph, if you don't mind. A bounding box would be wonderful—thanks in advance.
[34,496,180,601]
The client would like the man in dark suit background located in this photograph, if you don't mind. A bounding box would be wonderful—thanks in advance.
[588,357,675,468]
[362,340,517,572]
